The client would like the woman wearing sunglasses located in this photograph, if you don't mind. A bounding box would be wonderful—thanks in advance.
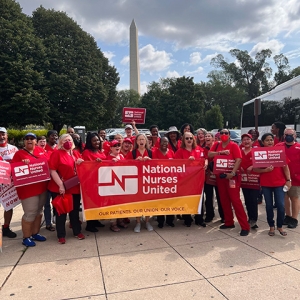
[11,133,49,247]
[208,128,250,236]
[175,132,207,227]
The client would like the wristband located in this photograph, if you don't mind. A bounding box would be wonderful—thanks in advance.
[286,179,291,182]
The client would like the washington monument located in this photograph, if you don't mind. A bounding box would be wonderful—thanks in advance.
[130,19,140,94]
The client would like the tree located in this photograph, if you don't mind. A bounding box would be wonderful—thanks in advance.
[273,54,292,87]
[111,89,141,127]
[211,49,272,99]
[0,0,49,128]
[204,105,224,130]
[32,7,119,132]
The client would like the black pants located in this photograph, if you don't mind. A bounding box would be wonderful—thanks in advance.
[51,193,82,238]
[242,188,259,222]
[204,184,224,220]
[157,215,174,225]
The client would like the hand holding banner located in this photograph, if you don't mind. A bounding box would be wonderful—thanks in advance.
[0,161,11,185]
[251,146,286,168]
[122,107,146,124]
[213,155,235,174]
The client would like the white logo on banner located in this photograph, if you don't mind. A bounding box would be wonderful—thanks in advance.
[14,165,29,177]
[216,159,228,168]
[125,111,134,118]
[98,166,138,196]
[254,151,267,160]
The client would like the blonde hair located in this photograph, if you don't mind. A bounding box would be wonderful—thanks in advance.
[133,133,149,150]
[114,133,124,144]
[57,134,75,150]
[181,132,196,149]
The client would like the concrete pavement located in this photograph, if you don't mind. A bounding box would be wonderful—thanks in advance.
[1,202,300,299]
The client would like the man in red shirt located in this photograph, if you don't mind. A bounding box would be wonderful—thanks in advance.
[277,128,300,228]
[208,129,250,236]
[45,130,58,153]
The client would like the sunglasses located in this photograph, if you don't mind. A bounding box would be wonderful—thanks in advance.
[25,137,35,140]
[220,132,229,135]
[112,144,121,147]
[185,137,193,140]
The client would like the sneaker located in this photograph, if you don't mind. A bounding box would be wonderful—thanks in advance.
[75,233,85,240]
[219,224,235,229]
[240,230,249,236]
[134,223,141,233]
[58,238,66,244]
[2,226,17,238]
[249,220,256,228]
[158,223,164,228]
[166,222,175,227]
[288,218,298,229]
[31,233,47,241]
[85,226,98,232]
[145,222,153,231]
[204,217,213,223]
[22,237,36,247]
[283,215,292,225]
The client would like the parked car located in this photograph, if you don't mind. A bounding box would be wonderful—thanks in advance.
[230,129,241,144]
[108,128,126,141]
[158,130,167,138]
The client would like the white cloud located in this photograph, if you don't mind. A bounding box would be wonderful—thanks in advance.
[189,52,202,65]
[185,67,204,76]
[103,51,115,64]
[250,40,284,56]
[139,44,173,72]
[284,48,300,60]
[140,81,148,95]
[120,56,129,65]
[166,70,180,78]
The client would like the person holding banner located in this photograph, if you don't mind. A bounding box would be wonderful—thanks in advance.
[203,132,224,223]
[165,126,181,153]
[120,138,133,157]
[82,132,106,232]
[240,133,259,229]
[253,133,291,236]
[126,133,153,233]
[125,121,139,143]
[48,134,85,244]
[175,131,207,227]
[0,127,18,238]
[11,133,49,247]
[208,129,250,236]
[277,128,300,229]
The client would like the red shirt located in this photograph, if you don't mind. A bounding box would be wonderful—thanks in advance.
[174,146,205,159]
[82,149,106,161]
[48,149,82,194]
[260,167,286,187]
[152,148,175,159]
[210,141,242,159]
[126,149,151,160]
[102,141,111,156]
[241,149,253,170]
[168,140,181,152]
[106,154,125,161]
[45,143,57,153]
[11,147,48,200]
[277,142,300,185]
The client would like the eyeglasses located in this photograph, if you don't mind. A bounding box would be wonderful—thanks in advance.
[112,144,121,147]
[185,137,193,140]
[220,132,229,135]
[25,137,35,140]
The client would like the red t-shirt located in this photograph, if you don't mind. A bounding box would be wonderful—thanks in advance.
[106,154,125,161]
[152,148,175,159]
[48,149,82,194]
[126,149,152,160]
[102,141,111,156]
[82,149,106,161]
[11,147,48,200]
[168,140,181,152]
[260,167,286,187]
[241,149,253,170]
[210,142,242,159]
[174,146,205,159]
[45,143,57,153]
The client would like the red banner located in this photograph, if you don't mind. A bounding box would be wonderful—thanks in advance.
[213,155,235,174]
[240,171,260,190]
[0,161,11,185]
[11,158,50,187]
[0,183,21,211]
[122,107,146,124]
[252,146,286,168]
[205,170,216,186]
[77,159,205,220]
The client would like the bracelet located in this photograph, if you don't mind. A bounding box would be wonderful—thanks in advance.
[286,179,291,182]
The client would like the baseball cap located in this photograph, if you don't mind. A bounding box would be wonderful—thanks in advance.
[123,138,133,144]
[110,140,121,147]
[0,127,7,133]
[125,124,133,130]
[241,133,252,139]
[25,132,37,139]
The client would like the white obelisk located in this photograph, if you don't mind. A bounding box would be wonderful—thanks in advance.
[130,19,140,94]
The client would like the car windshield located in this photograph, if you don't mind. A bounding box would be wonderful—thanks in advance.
[230,130,241,139]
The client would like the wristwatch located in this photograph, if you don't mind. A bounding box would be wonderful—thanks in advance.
[231,171,236,176]
[286,179,291,182]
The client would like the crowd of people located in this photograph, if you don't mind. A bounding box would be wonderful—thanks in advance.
[1,120,299,246]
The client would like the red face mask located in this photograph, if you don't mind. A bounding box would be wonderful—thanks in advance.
[221,134,229,142]
[63,141,73,150]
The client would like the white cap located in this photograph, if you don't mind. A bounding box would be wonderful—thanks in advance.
[125,124,133,130]
[0,127,7,133]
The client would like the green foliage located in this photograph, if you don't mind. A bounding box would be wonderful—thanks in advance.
[0,0,49,128]
[204,105,224,130]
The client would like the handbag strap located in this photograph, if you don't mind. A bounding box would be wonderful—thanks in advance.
[22,148,38,159]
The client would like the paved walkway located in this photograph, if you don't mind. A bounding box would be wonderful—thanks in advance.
[1,202,300,299]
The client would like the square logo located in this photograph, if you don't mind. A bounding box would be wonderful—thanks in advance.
[254,151,267,160]
[14,165,29,177]
[98,166,138,196]
[241,174,248,182]
[125,111,134,118]
[216,159,227,168]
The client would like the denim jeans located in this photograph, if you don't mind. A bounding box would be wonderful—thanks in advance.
[262,186,285,228]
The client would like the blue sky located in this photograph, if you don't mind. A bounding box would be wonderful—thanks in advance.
[17,0,300,94]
